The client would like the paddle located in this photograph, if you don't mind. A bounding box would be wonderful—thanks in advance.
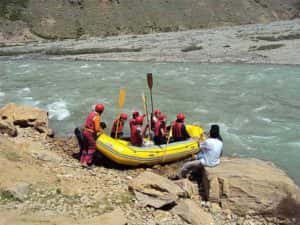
[142,93,151,138]
[162,123,173,163]
[147,73,154,130]
[115,88,126,138]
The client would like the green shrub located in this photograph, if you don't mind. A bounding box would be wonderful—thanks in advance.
[0,0,29,21]
[0,189,19,203]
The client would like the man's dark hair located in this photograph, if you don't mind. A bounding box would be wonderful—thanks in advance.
[210,124,223,142]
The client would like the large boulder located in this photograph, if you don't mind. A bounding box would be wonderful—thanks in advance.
[203,157,300,220]
[129,171,186,208]
[0,103,52,136]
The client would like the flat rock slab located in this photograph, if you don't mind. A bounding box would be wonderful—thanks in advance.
[172,199,214,225]
[129,171,186,208]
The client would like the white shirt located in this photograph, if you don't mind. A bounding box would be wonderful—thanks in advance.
[197,138,223,167]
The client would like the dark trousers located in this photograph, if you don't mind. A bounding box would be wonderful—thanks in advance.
[154,136,167,145]
[80,130,96,165]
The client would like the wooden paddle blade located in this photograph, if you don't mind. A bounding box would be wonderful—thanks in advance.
[118,88,126,109]
[141,93,147,114]
[147,73,153,90]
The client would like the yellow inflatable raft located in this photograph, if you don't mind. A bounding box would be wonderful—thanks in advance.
[96,124,205,166]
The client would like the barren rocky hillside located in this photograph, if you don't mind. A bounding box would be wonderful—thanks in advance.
[0,0,300,43]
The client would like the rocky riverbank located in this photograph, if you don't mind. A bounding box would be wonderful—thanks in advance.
[1,19,300,65]
[0,103,299,225]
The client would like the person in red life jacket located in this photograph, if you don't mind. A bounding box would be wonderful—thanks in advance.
[110,113,128,138]
[80,103,105,168]
[153,113,167,145]
[130,116,149,146]
[129,111,146,129]
[129,111,139,129]
[171,113,190,142]
[151,109,161,131]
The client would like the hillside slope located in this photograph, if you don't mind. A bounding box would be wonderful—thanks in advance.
[0,0,300,43]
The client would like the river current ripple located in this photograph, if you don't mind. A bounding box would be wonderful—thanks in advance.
[0,60,299,184]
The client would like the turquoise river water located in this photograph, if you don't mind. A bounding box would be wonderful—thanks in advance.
[0,60,299,184]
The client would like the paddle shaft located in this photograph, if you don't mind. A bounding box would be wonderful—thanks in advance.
[162,123,173,163]
[142,94,151,138]
[115,88,126,138]
[150,89,154,117]
[147,73,154,130]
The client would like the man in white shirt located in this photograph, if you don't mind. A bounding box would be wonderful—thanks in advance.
[170,124,223,179]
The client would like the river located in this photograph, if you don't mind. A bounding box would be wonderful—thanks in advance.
[0,59,299,184]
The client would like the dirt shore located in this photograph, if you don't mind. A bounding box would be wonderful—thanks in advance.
[1,19,300,65]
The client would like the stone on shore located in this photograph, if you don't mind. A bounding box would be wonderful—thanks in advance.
[203,157,300,219]
[129,171,186,208]
[0,119,17,137]
[171,199,214,225]
[174,179,198,199]
[5,182,31,202]
[0,103,52,137]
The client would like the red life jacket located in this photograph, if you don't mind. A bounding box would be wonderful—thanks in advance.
[129,118,135,128]
[154,120,161,136]
[130,125,143,146]
[111,119,124,133]
[85,111,97,131]
[172,121,183,139]
[151,115,158,131]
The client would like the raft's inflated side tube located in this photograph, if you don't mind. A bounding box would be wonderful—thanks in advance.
[95,124,205,166]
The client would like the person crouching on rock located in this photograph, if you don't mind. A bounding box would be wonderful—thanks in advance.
[170,124,223,180]
[80,104,105,169]
[110,113,128,138]
[130,116,149,147]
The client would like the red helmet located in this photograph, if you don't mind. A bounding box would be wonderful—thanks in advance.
[154,109,161,116]
[132,111,139,118]
[158,114,166,121]
[120,113,128,120]
[177,113,185,121]
[95,104,105,113]
[135,116,144,125]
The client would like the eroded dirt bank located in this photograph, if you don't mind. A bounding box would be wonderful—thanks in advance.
[0,0,299,43]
